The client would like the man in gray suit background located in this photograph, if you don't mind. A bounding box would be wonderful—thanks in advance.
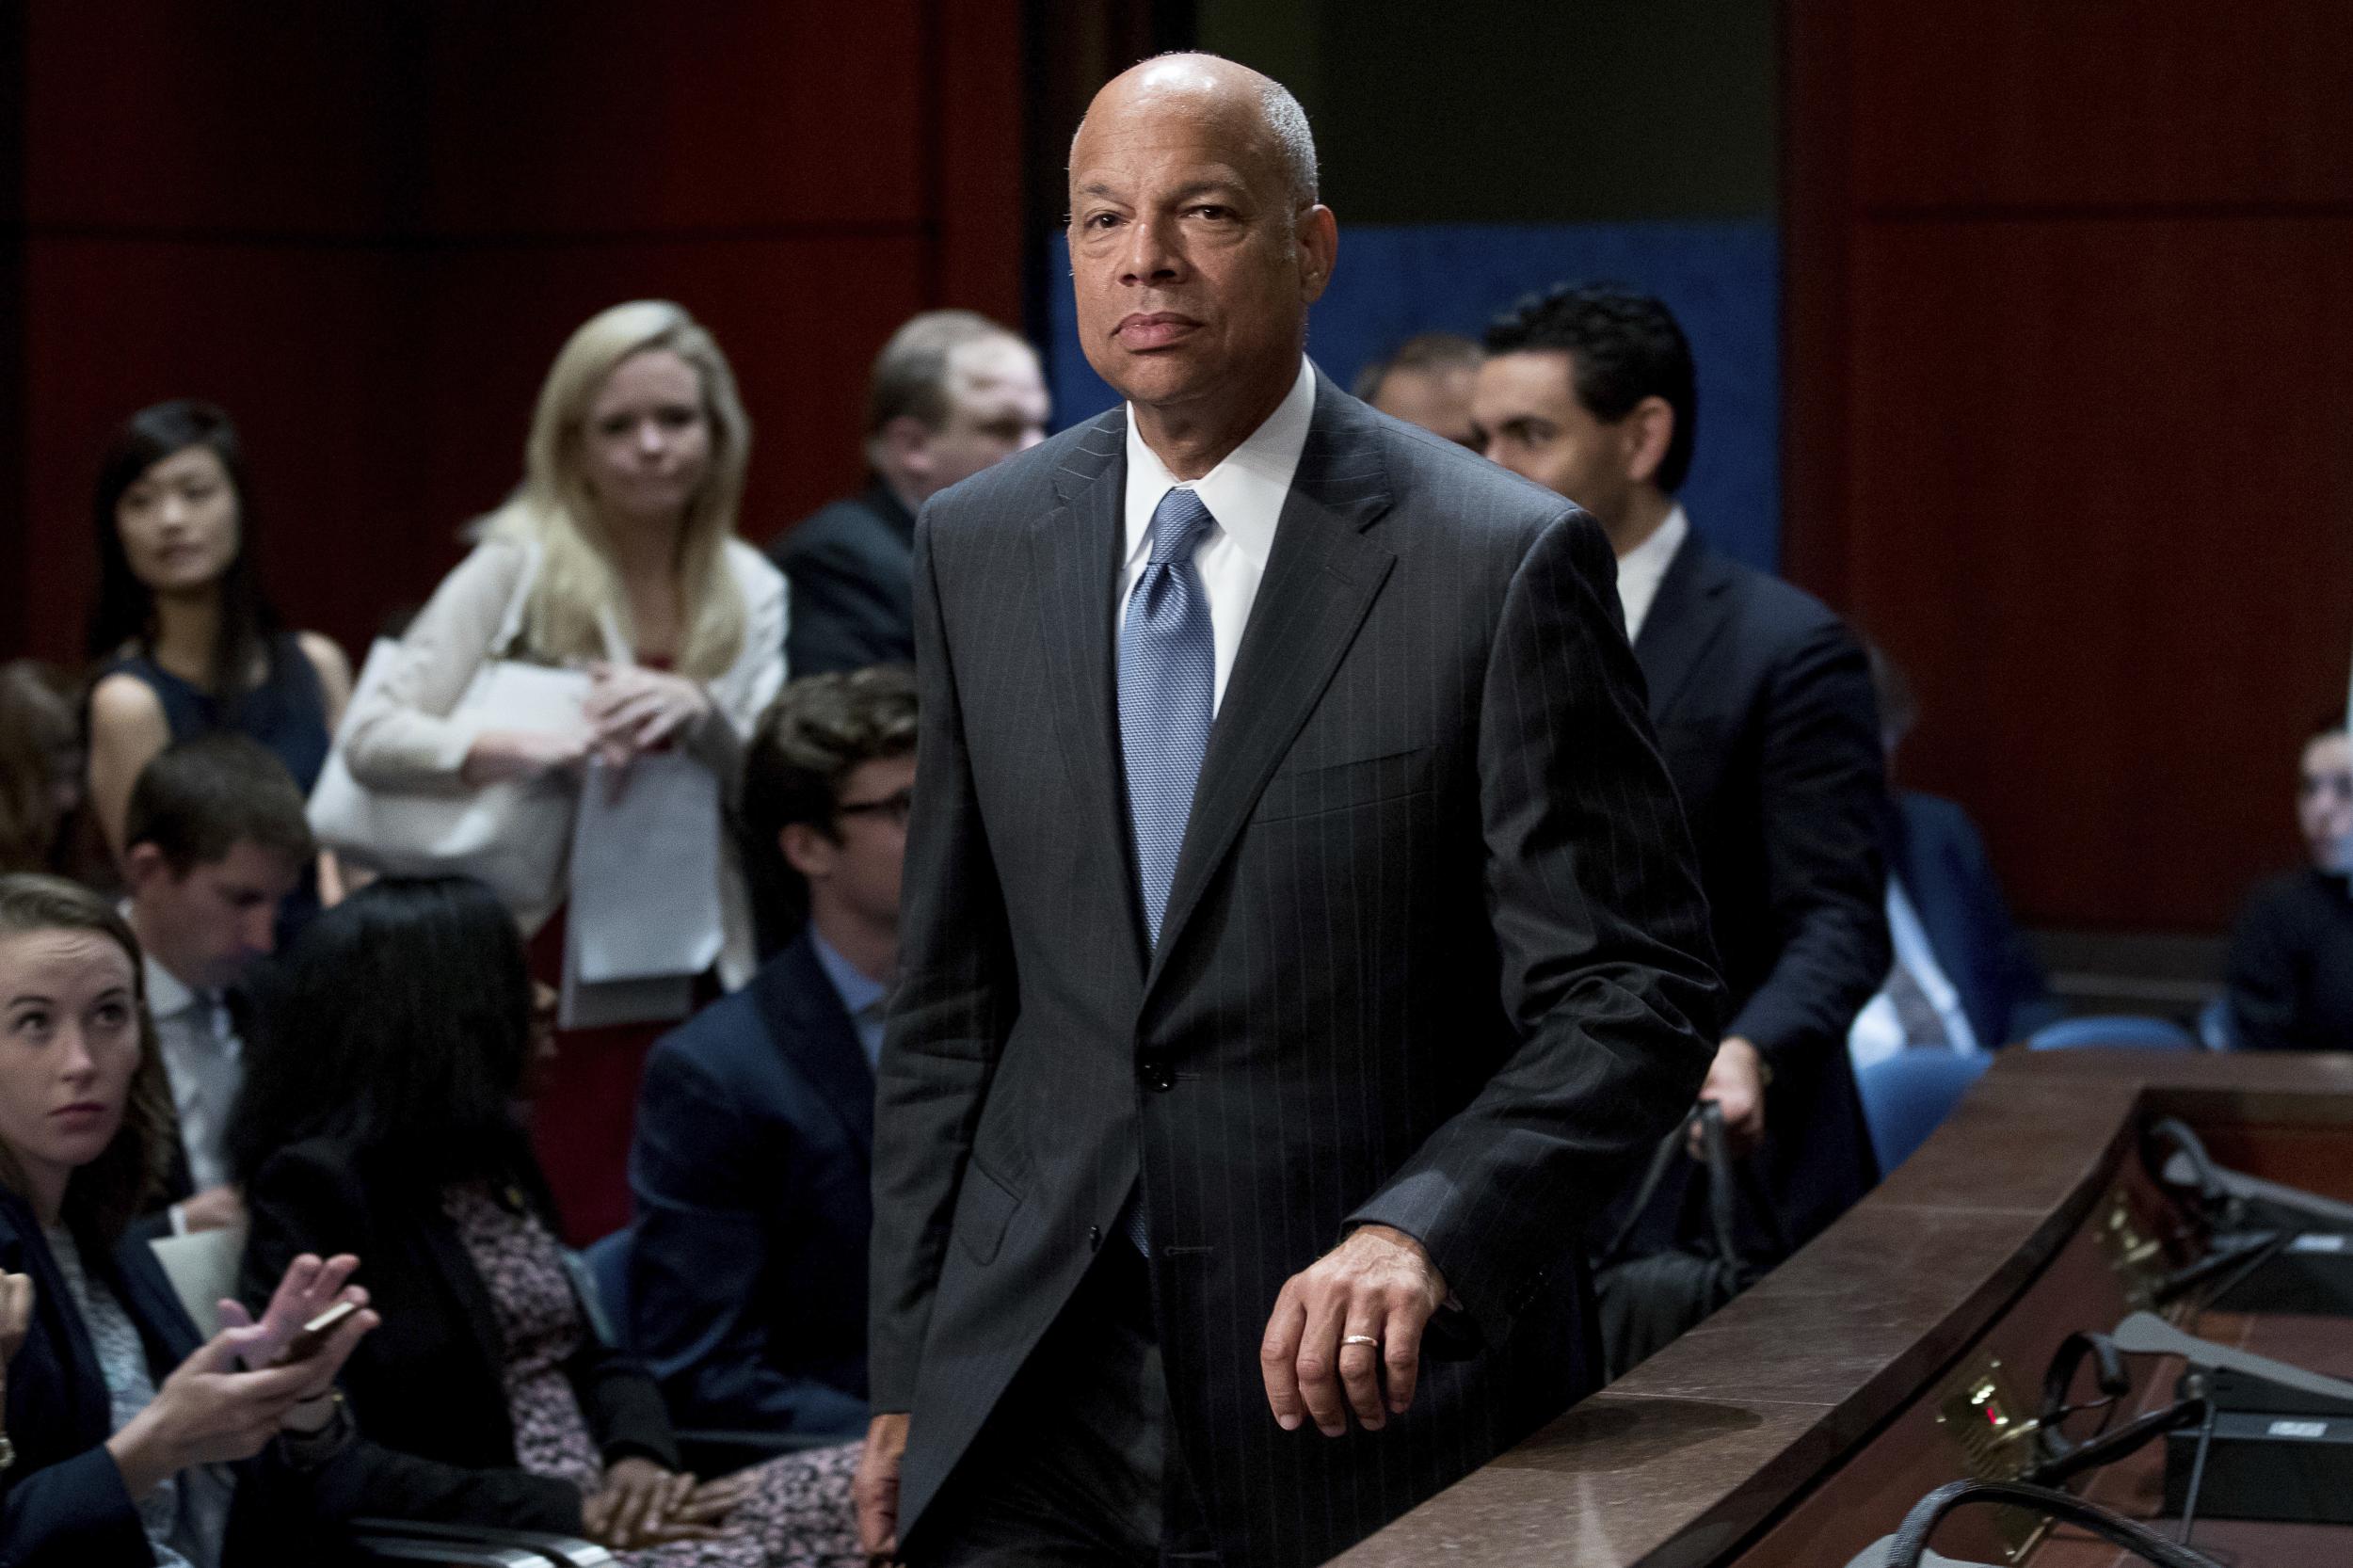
[857,55,1723,1568]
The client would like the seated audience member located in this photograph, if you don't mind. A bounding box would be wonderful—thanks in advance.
[630,667,914,1442]
[1353,330,1483,448]
[0,872,375,1566]
[83,402,350,908]
[2225,717,2353,1050]
[768,312,1048,676]
[1847,648,2061,1068]
[120,735,312,1238]
[1477,283,1889,1254]
[0,662,105,886]
[230,877,861,1565]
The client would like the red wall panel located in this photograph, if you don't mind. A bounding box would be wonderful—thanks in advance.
[4,1,1023,665]
[417,4,930,235]
[24,2,412,234]
[1786,2,2353,933]
[1851,3,2353,211]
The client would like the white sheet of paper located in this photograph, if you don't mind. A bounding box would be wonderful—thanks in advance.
[150,1224,248,1339]
[558,752,724,1029]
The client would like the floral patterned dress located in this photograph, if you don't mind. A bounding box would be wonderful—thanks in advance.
[441,1184,862,1568]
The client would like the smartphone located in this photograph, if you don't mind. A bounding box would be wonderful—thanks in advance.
[280,1299,360,1365]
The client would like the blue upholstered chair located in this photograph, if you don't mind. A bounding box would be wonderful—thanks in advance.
[1856,1050,1993,1175]
[2025,1015,2198,1051]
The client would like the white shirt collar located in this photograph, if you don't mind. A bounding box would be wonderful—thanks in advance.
[1122,357,1318,575]
[1614,504,1690,646]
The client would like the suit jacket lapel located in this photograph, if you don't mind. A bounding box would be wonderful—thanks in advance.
[1633,533,1732,722]
[1028,409,1143,973]
[755,936,876,1162]
[1145,375,1397,995]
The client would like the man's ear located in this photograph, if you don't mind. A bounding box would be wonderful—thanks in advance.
[1296,205,1338,304]
[872,415,937,486]
[1621,395,1677,488]
[779,823,835,884]
[121,841,169,897]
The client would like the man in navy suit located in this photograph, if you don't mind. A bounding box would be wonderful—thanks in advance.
[1476,284,1891,1253]
[627,666,917,1440]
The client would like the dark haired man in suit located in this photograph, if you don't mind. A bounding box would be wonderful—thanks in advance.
[856,55,1721,1568]
[629,666,917,1440]
[1476,283,1891,1256]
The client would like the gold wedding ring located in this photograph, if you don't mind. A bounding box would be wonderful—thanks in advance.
[1341,1334,1381,1348]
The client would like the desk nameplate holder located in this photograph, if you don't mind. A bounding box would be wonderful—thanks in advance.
[1929,1353,2047,1561]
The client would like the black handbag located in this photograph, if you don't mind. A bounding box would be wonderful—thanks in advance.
[1592,1103,1789,1380]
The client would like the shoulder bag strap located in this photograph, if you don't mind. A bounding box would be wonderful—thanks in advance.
[1599,1110,1702,1266]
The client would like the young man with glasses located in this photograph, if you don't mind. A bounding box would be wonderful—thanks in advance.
[626,665,916,1440]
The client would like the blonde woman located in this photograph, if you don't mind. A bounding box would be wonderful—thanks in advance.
[340,301,786,1237]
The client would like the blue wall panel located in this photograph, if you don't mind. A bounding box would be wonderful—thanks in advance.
[1046,221,1781,570]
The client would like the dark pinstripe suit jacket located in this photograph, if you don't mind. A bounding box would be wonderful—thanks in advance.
[871,370,1723,1567]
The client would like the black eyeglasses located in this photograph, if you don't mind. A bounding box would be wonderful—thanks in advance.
[836,786,914,827]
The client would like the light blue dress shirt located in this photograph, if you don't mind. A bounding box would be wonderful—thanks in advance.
[808,931,888,1071]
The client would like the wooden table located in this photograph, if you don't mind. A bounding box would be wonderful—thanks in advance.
[1329,1049,2353,1567]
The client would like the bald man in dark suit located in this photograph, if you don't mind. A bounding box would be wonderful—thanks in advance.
[856,56,1722,1568]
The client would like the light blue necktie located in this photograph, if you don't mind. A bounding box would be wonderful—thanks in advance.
[1117,486,1217,1255]
[1119,487,1218,946]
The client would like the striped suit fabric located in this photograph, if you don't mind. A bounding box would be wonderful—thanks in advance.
[871,370,1724,1567]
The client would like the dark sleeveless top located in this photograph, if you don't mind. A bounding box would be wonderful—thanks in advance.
[101,632,330,936]
[101,631,331,795]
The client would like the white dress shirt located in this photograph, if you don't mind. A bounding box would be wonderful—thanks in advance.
[1847,878,1982,1073]
[1613,504,1690,645]
[139,947,244,1196]
[1120,358,1319,712]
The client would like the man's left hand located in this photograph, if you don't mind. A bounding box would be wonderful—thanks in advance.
[1260,1224,1447,1437]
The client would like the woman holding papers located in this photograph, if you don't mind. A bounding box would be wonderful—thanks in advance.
[331,301,786,1238]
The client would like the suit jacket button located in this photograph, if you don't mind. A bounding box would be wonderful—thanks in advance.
[1138,1054,1175,1091]
[1088,1224,1103,1251]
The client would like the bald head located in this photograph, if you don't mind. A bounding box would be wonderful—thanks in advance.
[1064,55,1337,468]
[1073,54,1318,216]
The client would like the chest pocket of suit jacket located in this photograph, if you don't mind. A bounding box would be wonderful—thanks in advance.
[952,1155,1022,1265]
[1255,744,1435,824]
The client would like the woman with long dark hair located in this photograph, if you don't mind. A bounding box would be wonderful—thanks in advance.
[0,872,376,1566]
[84,401,351,879]
[231,877,857,1566]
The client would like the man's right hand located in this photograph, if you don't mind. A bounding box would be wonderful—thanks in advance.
[855,1411,911,1561]
[1692,1036,1767,1158]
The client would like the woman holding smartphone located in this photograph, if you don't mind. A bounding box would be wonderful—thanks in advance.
[0,872,376,1565]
